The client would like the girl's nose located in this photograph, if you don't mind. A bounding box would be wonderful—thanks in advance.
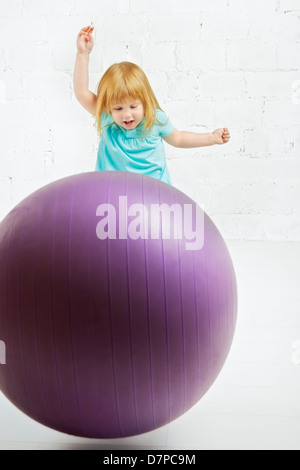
[124,111,132,119]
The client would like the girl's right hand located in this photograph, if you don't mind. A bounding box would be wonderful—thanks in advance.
[76,26,94,54]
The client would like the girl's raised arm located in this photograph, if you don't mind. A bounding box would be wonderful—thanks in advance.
[73,26,97,116]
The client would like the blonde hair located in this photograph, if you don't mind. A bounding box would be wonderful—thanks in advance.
[96,62,161,136]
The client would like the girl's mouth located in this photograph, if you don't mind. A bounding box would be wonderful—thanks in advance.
[124,120,134,127]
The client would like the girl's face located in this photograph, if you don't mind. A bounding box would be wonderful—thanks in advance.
[110,99,144,130]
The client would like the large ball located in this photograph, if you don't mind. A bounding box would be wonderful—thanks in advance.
[0,171,237,438]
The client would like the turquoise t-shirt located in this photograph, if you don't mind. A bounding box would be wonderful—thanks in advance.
[95,108,174,185]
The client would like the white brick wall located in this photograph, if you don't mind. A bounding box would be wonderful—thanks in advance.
[0,0,299,240]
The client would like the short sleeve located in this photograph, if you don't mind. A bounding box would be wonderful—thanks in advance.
[155,109,174,137]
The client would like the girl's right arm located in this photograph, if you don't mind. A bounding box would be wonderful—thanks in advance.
[73,26,97,116]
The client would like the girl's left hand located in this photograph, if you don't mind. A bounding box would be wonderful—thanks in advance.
[212,128,230,144]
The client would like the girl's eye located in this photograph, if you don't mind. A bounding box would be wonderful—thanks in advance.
[130,105,137,109]
[115,108,122,111]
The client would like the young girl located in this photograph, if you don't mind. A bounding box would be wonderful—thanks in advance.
[74,26,230,186]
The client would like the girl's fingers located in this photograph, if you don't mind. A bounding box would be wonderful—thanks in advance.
[222,128,230,142]
[83,26,94,34]
[79,26,94,36]
[79,27,94,40]
[78,27,88,35]
[78,32,94,45]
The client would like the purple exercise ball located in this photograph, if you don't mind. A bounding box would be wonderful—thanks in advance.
[0,171,237,438]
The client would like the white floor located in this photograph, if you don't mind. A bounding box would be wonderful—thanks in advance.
[0,240,300,450]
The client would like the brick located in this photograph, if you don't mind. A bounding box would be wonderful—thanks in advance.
[7,44,52,71]
[23,0,72,16]
[73,0,129,15]
[167,72,199,101]
[197,72,246,100]
[24,125,51,154]
[95,14,149,44]
[126,43,143,68]
[0,100,46,127]
[46,100,95,128]
[244,128,271,156]
[260,157,300,182]
[241,181,297,215]
[227,41,277,71]
[1,71,24,101]
[211,214,268,240]
[263,127,300,158]
[0,125,26,156]
[10,173,48,206]
[57,45,102,76]
[149,13,200,42]
[285,213,300,240]
[54,43,78,73]
[200,12,249,41]
[101,43,130,70]
[177,42,226,72]
[279,0,300,11]
[140,43,176,73]
[263,99,300,126]
[131,0,228,13]
[0,0,22,16]
[248,11,300,41]
[50,125,95,155]
[164,100,215,129]
[0,48,5,72]
[277,41,300,69]
[51,145,95,175]
[146,71,169,103]
[245,71,299,99]
[228,0,277,12]
[0,79,5,103]
[214,99,263,128]
[23,71,72,102]
[46,16,92,44]
[211,156,264,184]
[210,182,246,214]
[0,17,46,46]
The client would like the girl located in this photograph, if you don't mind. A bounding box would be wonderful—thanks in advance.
[74,26,230,186]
